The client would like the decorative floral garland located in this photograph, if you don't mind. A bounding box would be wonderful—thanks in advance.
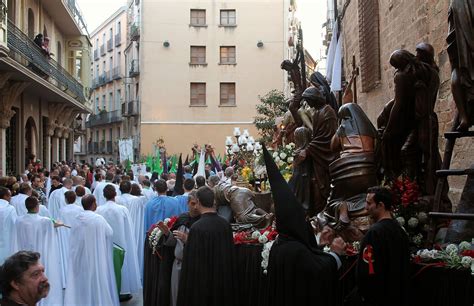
[233,225,278,274]
[233,225,278,245]
[412,241,474,274]
[147,216,178,255]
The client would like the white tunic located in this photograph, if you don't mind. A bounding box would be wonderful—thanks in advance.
[48,187,71,219]
[0,199,17,263]
[115,193,147,276]
[13,213,64,306]
[57,204,84,277]
[64,211,119,306]
[141,187,156,201]
[72,185,91,194]
[93,182,121,206]
[11,193,50,217]
[96,200,141,294]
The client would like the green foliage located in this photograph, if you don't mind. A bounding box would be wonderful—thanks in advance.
[253,90,287,144]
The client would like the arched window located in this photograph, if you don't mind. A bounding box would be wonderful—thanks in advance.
[27,8,34,39]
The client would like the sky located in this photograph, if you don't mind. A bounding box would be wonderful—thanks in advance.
[76,0,327,61]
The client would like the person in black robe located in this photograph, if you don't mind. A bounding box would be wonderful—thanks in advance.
[176,186,236,306]
[156,190,200,306]
[355,186,409,306]
[262,146,343,306]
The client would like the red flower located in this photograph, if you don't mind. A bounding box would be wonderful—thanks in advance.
[412,255,422,264]
[167,216,178,230]
[345,245,358,257]
[461,250,474,258]
[147,223,159,235]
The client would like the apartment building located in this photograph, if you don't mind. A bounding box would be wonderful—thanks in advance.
[0,0,91,175]
[86,7,127,163]
[136,0,295,155]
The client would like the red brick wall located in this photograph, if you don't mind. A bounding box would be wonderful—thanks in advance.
[340,0,471,204]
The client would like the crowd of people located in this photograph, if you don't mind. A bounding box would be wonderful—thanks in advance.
[0,149,410,306]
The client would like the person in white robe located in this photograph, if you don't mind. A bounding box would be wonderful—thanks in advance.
[73,185,87,207]
[0,187,17,264]
[48,178,73,219]
[57,191,83,277]
[93,173,121,206]
[72,176,91,195]
[140,179,156,201]
[115,181,147,277]
[96,185,141,297]
[64,194,119,306]
[12,196,65,306]
[11,183,50,217]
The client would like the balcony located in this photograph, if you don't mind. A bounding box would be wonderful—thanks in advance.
[85,110,122,128]
[129,59,139,77]
[107,38,113,52]
[130,22,140,41]
[6,20,86,103]
[100,44,105,56]
[115,32,121,47]
[112,66,122,80]
[41,0,87,36]
[90,142,98,153]
[127,100,139,116]
[106,141,113,153]
[93,49,99,61]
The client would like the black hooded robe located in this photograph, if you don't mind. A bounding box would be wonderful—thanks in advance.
[156,213,200,306]
[356,218,410,306]
[264,235,338,306]
[176,212,237,306]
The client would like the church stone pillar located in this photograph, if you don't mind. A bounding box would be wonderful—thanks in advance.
[52,127,63,164]
[0,108,15,176]
[44,124,56,170]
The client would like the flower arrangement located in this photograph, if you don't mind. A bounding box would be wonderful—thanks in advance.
[232,225,279,275]
[233,225,278,245]
[267,142,295,180]
[412,241,474,274]
[148,216,178,255]
[240,166,254,182]
[388,177,428,246]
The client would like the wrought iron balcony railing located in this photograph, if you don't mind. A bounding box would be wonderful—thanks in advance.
[85,110,122,128]
[129,59,139,77]
[65,0,88,35]
[112,66,122,80]
[115,32,121,47]
[130,22,140,41]
[6,20,86,103]
[107,38,113,52]
[92,142,98,153]
[106,141,113,153]
[127,100,139,116]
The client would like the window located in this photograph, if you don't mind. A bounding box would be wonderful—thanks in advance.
[102,95,106,110]
[190,83,206,106]
[117,21,121,34]
[220,83,236,106]
[95,97,99,113]
[190,9,206,26]
[109,92,113,111]
[220,10,236,26]
[220,46,236,64]
[190,46,206,64]
[109,28,113,39]
[358,0,381,92]
[116,89,121,109]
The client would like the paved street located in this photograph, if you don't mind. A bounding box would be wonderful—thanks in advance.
[121,290,143,306]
